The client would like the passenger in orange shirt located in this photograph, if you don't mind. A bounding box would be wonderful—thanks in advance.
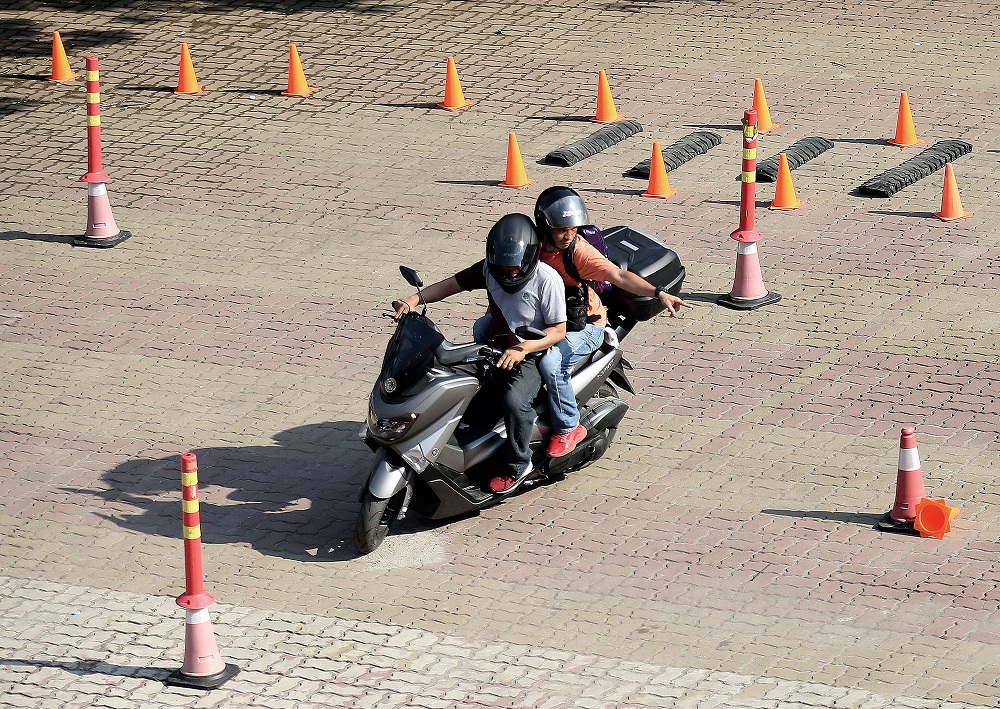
[534,187,691,457]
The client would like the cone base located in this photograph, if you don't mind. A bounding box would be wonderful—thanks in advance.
[716,291,781,311]
[165,663,239,690]
[175,86,204,95]
[876,511,921,536]
[641,188,677,199]
[770,200,801,211]
[282,87,316,97]
[48,74,77,83]
[498,178,535,189]
[74,230,131,249]
[437,100,471,111]
[887,137,924,148]
[590,116,621,125]
[934,210,970,222]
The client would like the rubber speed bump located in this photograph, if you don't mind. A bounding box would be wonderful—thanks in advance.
[756,137,835,182]
[858,140,972,197]
[624,131,721,178]
[543,119,643,167]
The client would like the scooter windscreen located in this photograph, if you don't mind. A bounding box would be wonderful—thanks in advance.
[379,312,445,399]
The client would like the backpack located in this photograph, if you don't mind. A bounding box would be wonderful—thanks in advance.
[561,226,611,331]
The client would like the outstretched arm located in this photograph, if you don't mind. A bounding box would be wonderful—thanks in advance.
[605,268,692,316]
[392,276,463,319]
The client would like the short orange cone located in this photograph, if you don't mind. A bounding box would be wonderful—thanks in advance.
[752,78,777,133]
[498,132,534,189]
[437,56,471,111]
[934,163,970,221]
[175,43,203,94]
[770,153,801,210]
[591,69,621,124]
[887,91,923,147]
[48,31,76,82]
[641,141,676,199]
[282,43,315,97]
[913,498,959,539]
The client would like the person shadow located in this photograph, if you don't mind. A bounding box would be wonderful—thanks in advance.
[67,421,435,562]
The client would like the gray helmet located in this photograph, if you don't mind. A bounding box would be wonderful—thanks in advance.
[534,186,589,241]
[485,213,540,294]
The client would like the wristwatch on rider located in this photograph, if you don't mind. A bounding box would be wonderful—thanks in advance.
[653,286,666,300]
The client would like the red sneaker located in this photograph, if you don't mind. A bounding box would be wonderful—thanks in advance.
[546,424,587,458]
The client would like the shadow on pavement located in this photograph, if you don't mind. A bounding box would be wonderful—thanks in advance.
[761,509,883,528]
[869,209,936,219]
[0,658,169,680]
[65,421,439,563]
[0,231,76,244]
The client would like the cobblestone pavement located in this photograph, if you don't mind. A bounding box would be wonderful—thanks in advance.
[1,0,999,707]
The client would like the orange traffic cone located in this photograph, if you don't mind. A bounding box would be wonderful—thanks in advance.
[175,43,203,94]
[282,43,315,97]
[913,498,959,539]
[591,69,621,124]
[887,92,923,147]
[498,132,533,189]
[437,56,471,111]
[641,141,676,199]
[878,427,927,534]
[48,31,76,82]
[934,163,970,221]
[770,153,801,210]
[752,79,777,133]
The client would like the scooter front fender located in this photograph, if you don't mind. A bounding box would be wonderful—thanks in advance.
[366,447,412,500]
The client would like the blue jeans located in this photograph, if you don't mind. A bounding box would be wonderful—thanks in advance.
[538,324,604,434]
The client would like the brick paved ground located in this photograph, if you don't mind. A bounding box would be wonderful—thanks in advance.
[1,0,998,707]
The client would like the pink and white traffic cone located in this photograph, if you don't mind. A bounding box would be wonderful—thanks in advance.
[717,108,780,310]
[165,453,238,690]
[74,55,130,248]
[878,427,927,534]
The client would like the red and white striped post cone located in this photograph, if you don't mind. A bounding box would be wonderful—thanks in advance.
[877,427,927,535]
[717,108,780,310]
[165,452,239,690]
[74,55,131,249]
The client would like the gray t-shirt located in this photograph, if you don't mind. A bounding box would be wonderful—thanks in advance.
[455,259,567,347]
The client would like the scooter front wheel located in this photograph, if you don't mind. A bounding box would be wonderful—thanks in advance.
[353,488,407,554]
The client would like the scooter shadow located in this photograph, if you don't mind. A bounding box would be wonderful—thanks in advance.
[64,421,405,562]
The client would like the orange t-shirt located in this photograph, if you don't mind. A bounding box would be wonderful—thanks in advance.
[540,237,615,327]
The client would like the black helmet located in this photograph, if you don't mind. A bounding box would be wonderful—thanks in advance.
[534,186,589,241]
[485,213,540,294]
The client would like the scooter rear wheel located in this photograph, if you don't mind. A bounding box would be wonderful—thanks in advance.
[354,488,407,554]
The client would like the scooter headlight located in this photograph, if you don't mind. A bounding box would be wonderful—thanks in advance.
[368,408,418,442]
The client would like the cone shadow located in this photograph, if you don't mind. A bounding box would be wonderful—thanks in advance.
[762,509,884,527]
[0,230,75,244]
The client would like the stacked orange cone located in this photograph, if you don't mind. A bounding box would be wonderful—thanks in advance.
[175,43,203,94]
[934,164,970,221]
[498,132,533,189]
[887,92,923,147]
[592,70,621,124]
[282,44,315,97]
[48,31,76,82]
[437,56,471,111]
[641,141,676,199]
[770,153,801,210]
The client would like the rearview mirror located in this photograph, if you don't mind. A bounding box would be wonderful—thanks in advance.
[399,266,423,288]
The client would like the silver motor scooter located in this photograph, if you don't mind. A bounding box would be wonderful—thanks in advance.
[355,228,685,554]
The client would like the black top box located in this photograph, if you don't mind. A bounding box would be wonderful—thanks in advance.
[601,225,686,321]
